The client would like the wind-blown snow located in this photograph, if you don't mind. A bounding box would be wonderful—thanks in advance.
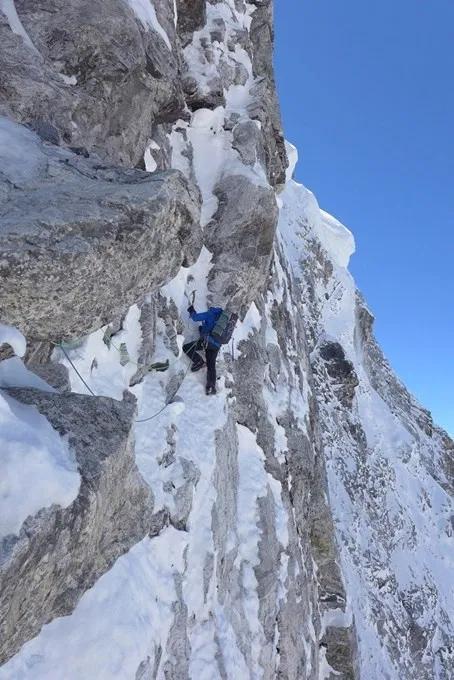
[0,392,80,538]
[284,140,298,182]
[318,210,355,268]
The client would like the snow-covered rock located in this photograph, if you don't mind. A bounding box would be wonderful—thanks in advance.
[0,117,201,341]
[0,390,79,539]
[0,1,452,679]
[0,389,155,665]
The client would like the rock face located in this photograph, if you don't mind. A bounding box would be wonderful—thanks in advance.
[176,0,206,43]
[0,1,452,679]
[206,175,278,313]
[0,117,201,341]
[0,0,184,167]
[248,0,287,186]
[0,388,155,665]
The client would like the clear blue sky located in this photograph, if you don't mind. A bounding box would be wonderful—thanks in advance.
[274,0,454,435]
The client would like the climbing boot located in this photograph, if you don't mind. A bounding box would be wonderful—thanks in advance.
[206,385,216,396]
[191,360,205,372]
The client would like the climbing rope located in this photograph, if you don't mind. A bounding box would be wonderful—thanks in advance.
[1,307,203,423]
[0,341,97,395]
[135,339,199,424]
[55,336,200,424]
[58,343,97,397]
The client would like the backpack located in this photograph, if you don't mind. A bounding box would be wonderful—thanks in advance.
[210,311,238,345]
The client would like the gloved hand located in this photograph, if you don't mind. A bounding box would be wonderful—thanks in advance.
[187,305,195,314]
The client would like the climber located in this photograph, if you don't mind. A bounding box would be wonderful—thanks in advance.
[183,304,223,395]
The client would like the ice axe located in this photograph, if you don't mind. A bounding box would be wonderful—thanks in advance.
[184,289,196,307]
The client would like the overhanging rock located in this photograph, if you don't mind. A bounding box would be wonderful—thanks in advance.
[0,118,202,341]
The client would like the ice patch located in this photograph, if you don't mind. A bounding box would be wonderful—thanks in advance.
[58,72,77,85]
[144,141,158,172]
[0,116,49,187]
[0,357,56,392]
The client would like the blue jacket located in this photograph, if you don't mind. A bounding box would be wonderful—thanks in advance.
[190,307,223,348]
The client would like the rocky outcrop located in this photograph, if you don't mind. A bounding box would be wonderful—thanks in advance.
[0,388,155,665]
[318,342,359,408]
[0,0,184,167]
[295,184,454,679]
[0,117,202,341]
[27,361,72,393]
[248,0,287,186]
[176,0,207,45]
[206,175,278,313]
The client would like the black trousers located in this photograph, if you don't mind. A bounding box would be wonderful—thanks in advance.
[183,338,219,388]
